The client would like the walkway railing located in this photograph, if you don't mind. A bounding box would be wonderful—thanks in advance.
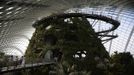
[0,58,55,74]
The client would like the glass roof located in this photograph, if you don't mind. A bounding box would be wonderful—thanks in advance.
[0,0,134,56]
[70,5,134,56]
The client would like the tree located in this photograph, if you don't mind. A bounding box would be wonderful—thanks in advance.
[110,52,134,75]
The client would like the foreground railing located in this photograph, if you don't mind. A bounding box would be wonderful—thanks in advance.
[0,58,55,74]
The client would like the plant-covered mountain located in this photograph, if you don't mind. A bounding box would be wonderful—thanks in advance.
[23,13,134,75]
[24,13,110,75]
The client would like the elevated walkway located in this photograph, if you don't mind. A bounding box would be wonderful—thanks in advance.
[0,61,55,74]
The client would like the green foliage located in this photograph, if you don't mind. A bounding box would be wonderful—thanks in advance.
[0,52,5,67]
[0,52,16,68]
[110,52,134,75]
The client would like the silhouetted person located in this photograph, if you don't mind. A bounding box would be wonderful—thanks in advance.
[52,49,63,62]
[58,50,63,62]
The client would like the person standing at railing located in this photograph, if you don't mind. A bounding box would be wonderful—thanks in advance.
[20,56,25,66]
[14,56,19,67]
